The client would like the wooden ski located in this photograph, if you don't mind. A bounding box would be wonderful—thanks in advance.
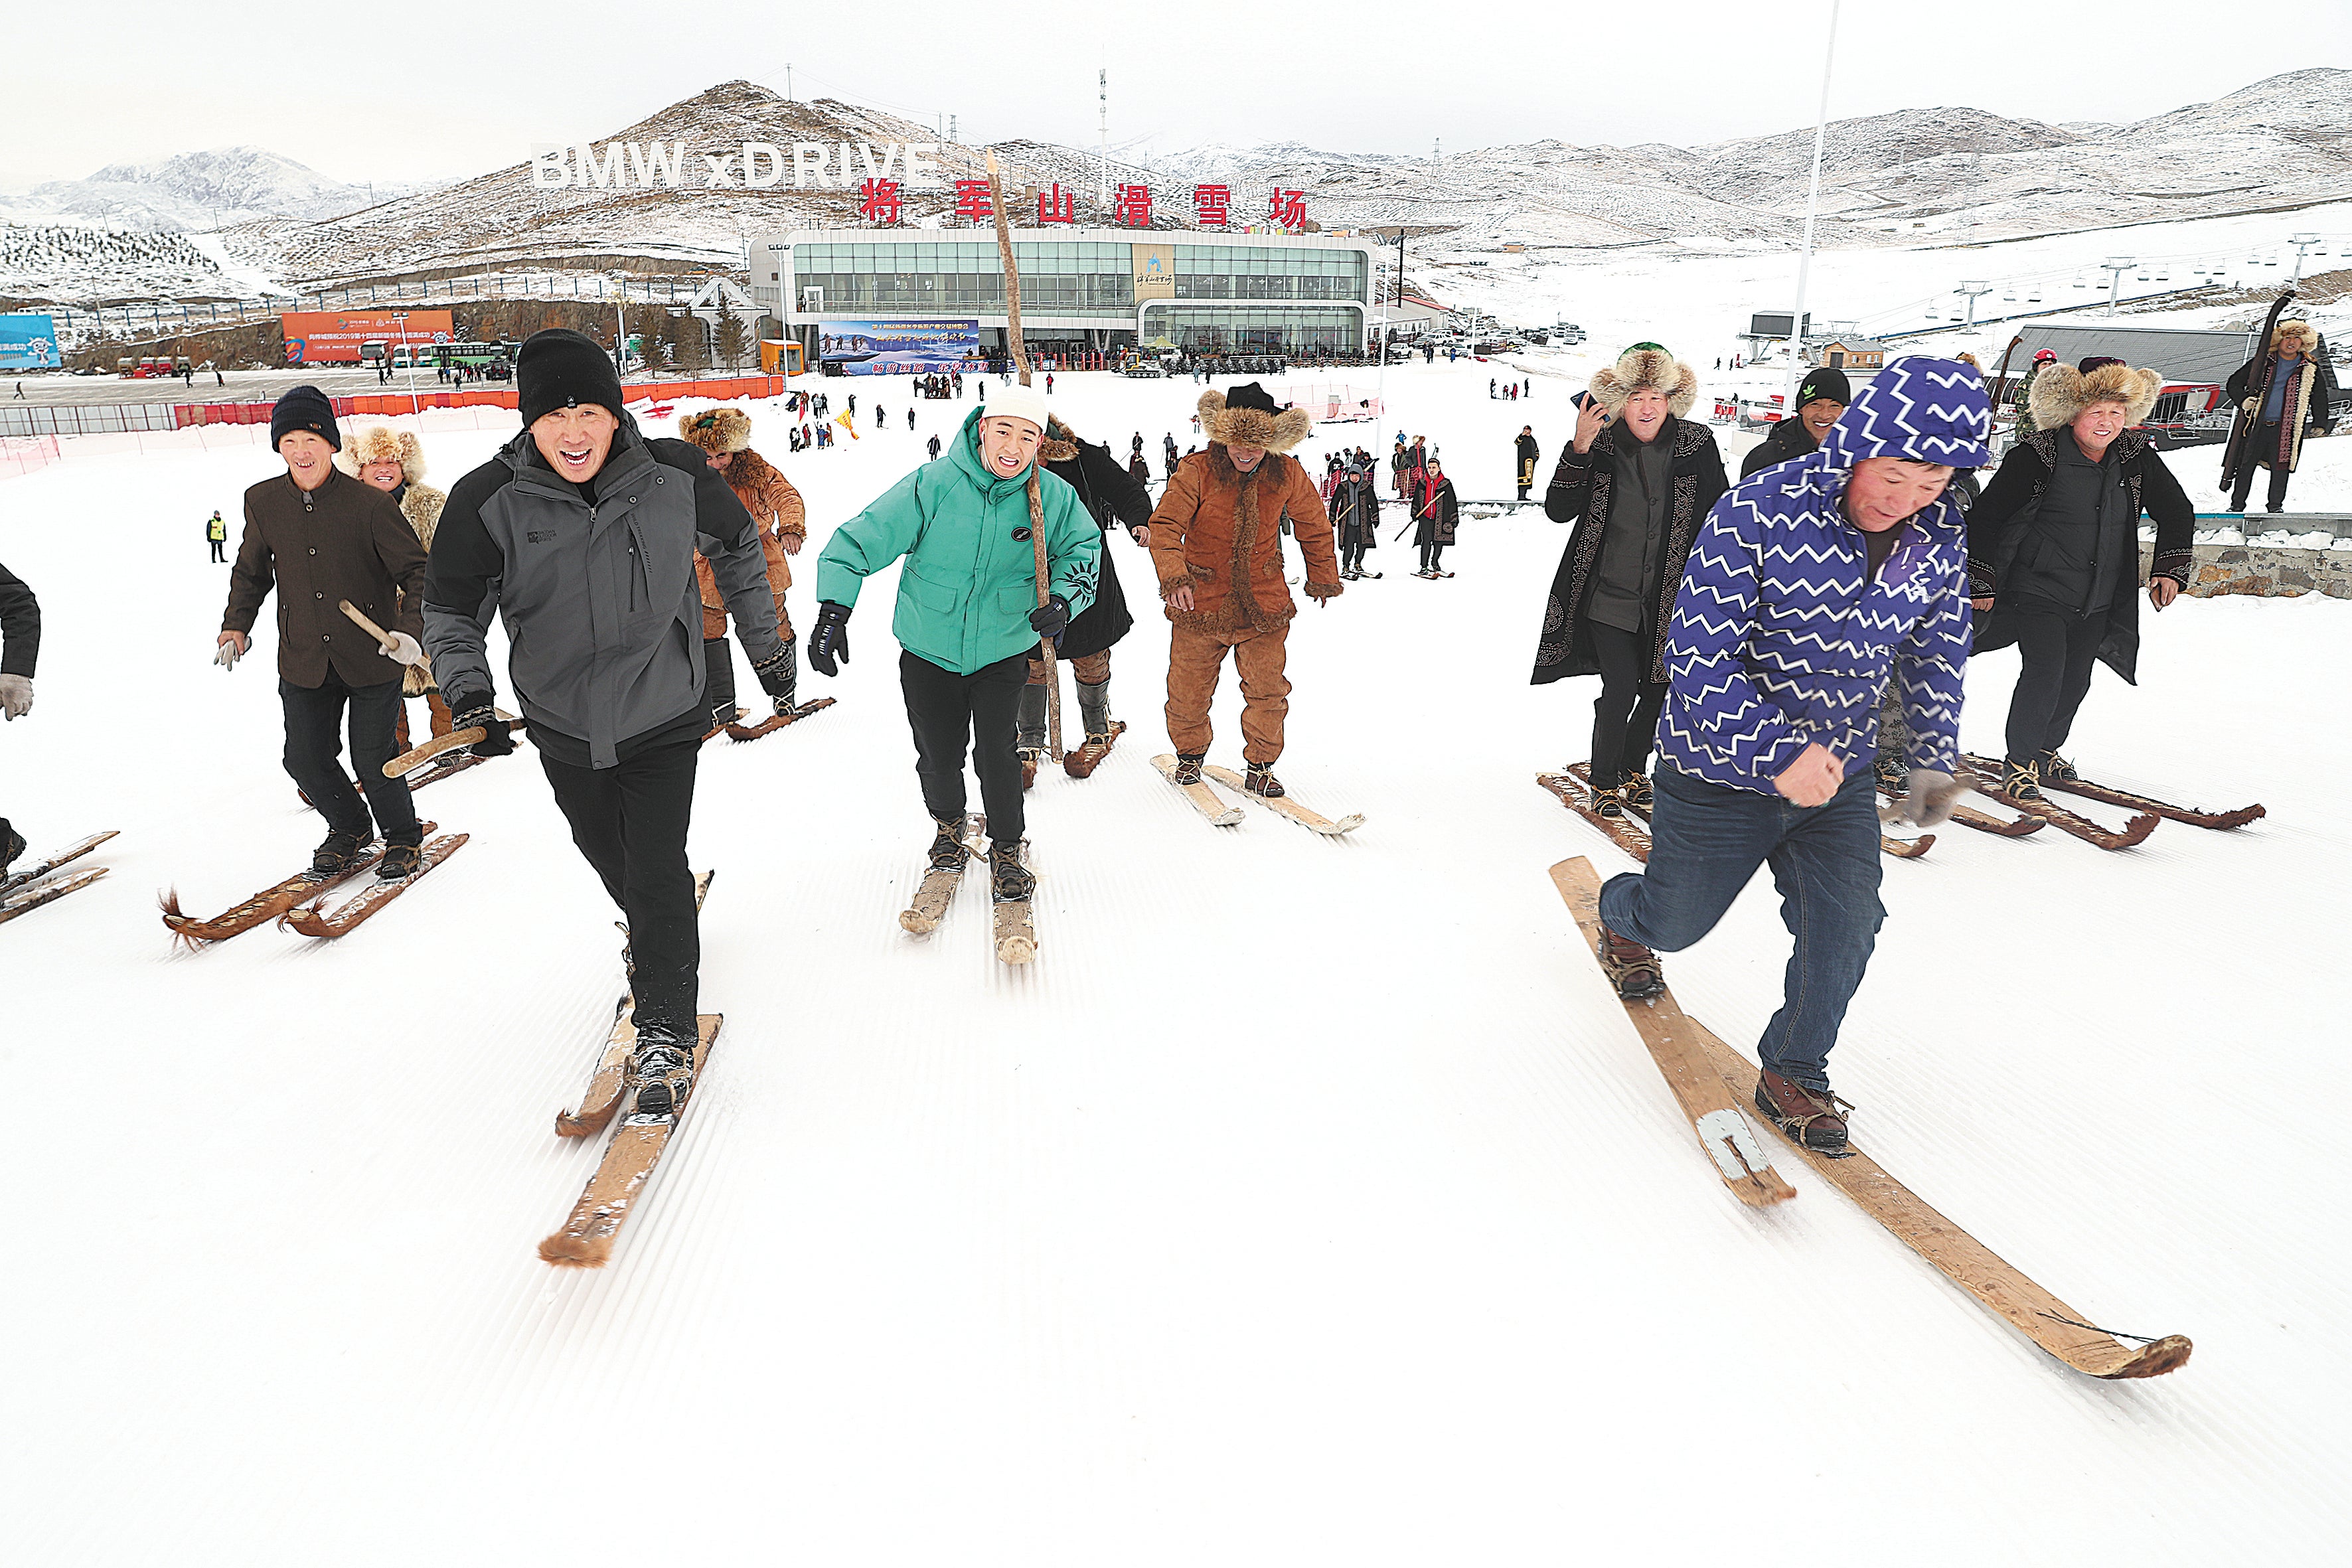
[1537,771,1652,860]
[0,868,108,926]
[404,753,485,792]
[965,826,1038,964]
[161,822,435,947]
[385,713,520,779]
[1200,763,1364,836]
[0,830,118,901]
[726,696,838,742]
[278,833,467,938]
[1564,762,1928,859]
[1887,785,2043,837]
[899,816,976,936]
[1963,770,2159,850]
[1153,754,1244,826]
[539,1012,724,1267]
[1688,1020,2191,1379]
[1960,754,2262,830]
[556,870,718,1138]
[1550,858,1796,1208]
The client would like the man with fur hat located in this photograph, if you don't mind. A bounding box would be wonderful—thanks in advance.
[808,383,1099,902]
[337,425,453,745]
[677,406,809,730]
[1966,358,2194,800]
[1739,366,1849,480]
[1592,358,1990,1154]
[1148,382,1344,797]
[218,386,432,880]
[422,329,794,1117]
[1024,412,1149,781]
[2221,317,2339,514]
[1531,346,1728,818]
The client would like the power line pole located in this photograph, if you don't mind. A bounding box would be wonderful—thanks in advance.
[1786,0,1842,414]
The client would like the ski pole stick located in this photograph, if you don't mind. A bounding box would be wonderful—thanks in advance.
[983,149,1061,757]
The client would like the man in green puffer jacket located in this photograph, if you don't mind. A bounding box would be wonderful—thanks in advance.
[810,387,1099,899]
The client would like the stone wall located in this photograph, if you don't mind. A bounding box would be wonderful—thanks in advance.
[2138,544,2352,599]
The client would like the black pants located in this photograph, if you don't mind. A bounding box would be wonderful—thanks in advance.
[208,540,226,562]
[2229,426,2294,511]
[1419,540,1446,572]
[281,672,419,842]
[2003,608,2105,763]
[702,636,736,725]
[1342,538,1368,573]
[540,734,701,1037]
[1588,622,1668,789]
[901,648,1028,845]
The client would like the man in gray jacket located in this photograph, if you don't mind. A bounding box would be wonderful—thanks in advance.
[423,329,791,1114]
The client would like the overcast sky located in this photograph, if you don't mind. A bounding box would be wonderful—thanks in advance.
[5,1,2345,189]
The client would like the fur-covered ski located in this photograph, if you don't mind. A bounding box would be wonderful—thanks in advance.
[1153,753,1244,826]
[1200,763,1364,836]
[557,870,718,1138]
[1550,857,1795,1208]
[1962,769,2159,850]
[1961,754,2262,830]
[1,830,118,901]
[1887,786,2044,837]
[1537,770,1652,860]
[539,1012,724,1267]
[160,823,435,947]
[1687,1020,2191,1379]
[279,833,468,938]
[969,827,1038,965]
[1062,719,1127,778]
[900,821,975,935]
[0,867,109,926]
[726,696,838,742]
[1565,762,1931,859]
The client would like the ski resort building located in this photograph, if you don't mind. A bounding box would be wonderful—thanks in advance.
[749,228,1377,363]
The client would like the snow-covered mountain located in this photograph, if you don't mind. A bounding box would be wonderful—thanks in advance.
[3,146,431,233]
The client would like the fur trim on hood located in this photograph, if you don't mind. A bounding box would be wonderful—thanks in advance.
[2271,318,2317,352]
[677,406,752,454]
[333,426,425,484]
[1589,347,1698,420]
[1040,414,1081,464]
[1197,389,1312,453]
[2028,362,2163,431]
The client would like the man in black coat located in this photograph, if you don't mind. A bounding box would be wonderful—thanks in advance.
[0,558,39,872]
[1515,425,1540,499]
[2221,317,2339,513]
[1023,414,1152,779]
[1737,366,1848,480]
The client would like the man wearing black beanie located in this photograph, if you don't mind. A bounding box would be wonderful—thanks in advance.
[1738,366,1850,481]
[423,329,793,1117]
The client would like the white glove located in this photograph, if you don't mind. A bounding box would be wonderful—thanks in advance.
[0,673,30,720]
[214,639,242,670]
[1879,769,1965,829]
[377,631,428,667]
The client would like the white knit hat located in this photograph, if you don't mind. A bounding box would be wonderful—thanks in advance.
[984,381,1051,434]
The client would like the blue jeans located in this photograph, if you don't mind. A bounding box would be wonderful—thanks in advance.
[1598,763,1884,1093]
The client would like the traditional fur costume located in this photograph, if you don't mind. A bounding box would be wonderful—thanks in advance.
[2220,319,2338,495]
[2026,362,2163,432]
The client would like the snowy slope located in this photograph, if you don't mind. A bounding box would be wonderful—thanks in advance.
[1,362,2346,1566]
[2,145,430,232]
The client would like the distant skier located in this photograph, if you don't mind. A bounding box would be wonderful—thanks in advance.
[1164,432,1180,477]
[1413,457,1458,577]
[2220,317,2338,514]
[217,387,430,880]
[0,558,39,873]
[1966,358,2195,800]
[907,407,915,431]
[337,427,453,747]
[1738,367,1848,481]
[1332,454,1381,578]
[1591,358,1990,1154]
[205,510,228,563]
[422,329,795,1117]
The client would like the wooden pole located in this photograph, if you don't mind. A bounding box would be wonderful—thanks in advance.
[982,150,1062,760]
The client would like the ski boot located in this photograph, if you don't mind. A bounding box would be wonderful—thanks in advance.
[1171,751,1207,785]
[629,1024,696,1119]
[990,840,1036,902]
[1753,1068,1852,1154]
[377,838,424,880]
[1594,923,1664,1000]
[1590,775,1628,819]
[2002,755,2043,802]
[927,813,973,872]
[2036,750,2078,784]
[1620,773,1654,811]
[1017,681,1049,789]
[1873,752,1906,795]
[1243,761,1285,799]
[1,823,24,875]
[309,827,368,879]
[1063,678,1125,778]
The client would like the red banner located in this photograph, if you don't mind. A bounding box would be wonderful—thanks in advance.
[281,310,455,366]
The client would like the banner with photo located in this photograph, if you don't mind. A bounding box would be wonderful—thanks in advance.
[817,319,982,375]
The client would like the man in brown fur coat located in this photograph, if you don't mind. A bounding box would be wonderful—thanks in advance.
[338,426,451,745]
[679,406,809,727]
[1147,382,1343,797]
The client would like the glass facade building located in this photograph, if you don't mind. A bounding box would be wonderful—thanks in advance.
[751,228,1374,356]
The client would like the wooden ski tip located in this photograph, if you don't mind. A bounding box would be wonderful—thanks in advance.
[2104,1334,2193,1379]
[998,934,1038,964]
[552,1110,599,1138]
[536,1232,613,1268]
[2117,812,2161,846]
[899,908,939,935]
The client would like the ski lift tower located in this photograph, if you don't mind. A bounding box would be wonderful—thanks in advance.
[2100,258,2135,317]
[2289,233,2323,284]
[1955,280,1993,328]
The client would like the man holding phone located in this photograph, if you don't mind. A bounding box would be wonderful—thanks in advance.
[1585,358,1990,1153]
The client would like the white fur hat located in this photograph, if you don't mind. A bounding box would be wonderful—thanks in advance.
[984,382,1051,434]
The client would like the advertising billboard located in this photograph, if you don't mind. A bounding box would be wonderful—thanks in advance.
[281,309,455,365]
[815,319,982,375]
[0,313,59,371]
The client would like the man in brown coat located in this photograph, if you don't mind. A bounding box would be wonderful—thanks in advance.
[216,386,431,878]
[1148,383,1342,797]
[679,407,809,726]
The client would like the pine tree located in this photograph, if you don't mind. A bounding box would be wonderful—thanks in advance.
[671,313,711,374]
[713,299,747,372]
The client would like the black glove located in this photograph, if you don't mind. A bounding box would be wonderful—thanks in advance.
[808,601,852,678]
[446,694,516,759]
[1028,594,1071,639]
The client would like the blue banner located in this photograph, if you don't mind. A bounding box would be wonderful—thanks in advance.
[0,314,59,371]
[817,319,982,376]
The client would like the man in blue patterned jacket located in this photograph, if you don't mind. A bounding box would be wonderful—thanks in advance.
[1591,358,1991,1152]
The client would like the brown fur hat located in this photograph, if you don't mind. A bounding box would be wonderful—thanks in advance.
[2272,318,2317,351]
[1040,414,1081,464]
[333,426,424,484]
[677,406,751,454]
[1198,386,1312,453]
[2028,362,2163,430]
[1589,347,1698,420]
